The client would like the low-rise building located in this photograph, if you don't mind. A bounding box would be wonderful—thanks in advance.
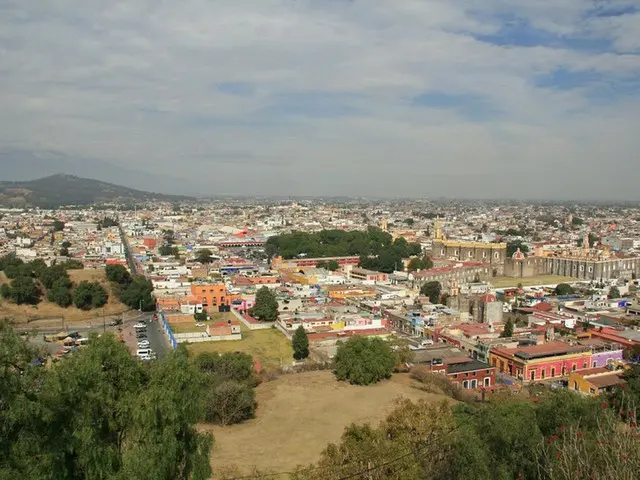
[568,368,626,396]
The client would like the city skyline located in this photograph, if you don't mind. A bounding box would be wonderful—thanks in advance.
[1,1,639,200]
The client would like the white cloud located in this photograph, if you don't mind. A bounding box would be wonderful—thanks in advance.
[0,0,639,199]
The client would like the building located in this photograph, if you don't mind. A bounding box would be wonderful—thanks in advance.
[188,283,239,309]
[272,255,360,270]
[504,233,640,280]
[430,218,507,275]
[349,267,390,284]
[446,359,496,389]
[327,285,376,300]
[490,341,593,383]
[568,368,626,396]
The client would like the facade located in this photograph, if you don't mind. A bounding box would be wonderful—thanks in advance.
[430,218,507,275]
[446,359,496,389]
[490,341,593,383]
[349,267,389,284]
[272,255,360,270]
[327,285,376,299]
[504,235,640,280]
[568,368,626,396]
[189,283,239,308]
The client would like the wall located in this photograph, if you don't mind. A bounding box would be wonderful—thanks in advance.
[591,349,624,367]
[230,308,275,330]
[173,332,242,343]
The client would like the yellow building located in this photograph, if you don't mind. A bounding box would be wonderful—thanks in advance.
[568,368,626,396]
[327,285,376,300]
[431,218,507,274]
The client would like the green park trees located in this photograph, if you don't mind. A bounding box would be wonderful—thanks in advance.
[406,255,433,272]
[72,280,108,310]
[0,324,212,480]
[251,286,278,322]
[292,326,310,360]
[334,336,396,385]
[608,286,620,299]
[555,283,574,296]
[265,228,422,274]
[193,352,258,426]
[501,318,514,338]
[106,264,155,311]
[195,248,214,264]
[420,281,442,304]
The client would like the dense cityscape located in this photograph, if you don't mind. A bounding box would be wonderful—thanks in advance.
[2,197,640,478]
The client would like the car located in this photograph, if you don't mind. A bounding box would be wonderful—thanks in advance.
[137,340,150,348]
[136,349,151,357]
[133,323,146,329]
[136,335,148,341]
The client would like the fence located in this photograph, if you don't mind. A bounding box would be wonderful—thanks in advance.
[230,308,275,330]
[158,311,177,349]
[172,331,242,344]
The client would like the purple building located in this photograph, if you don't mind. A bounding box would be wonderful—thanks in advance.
[579,339,624,368]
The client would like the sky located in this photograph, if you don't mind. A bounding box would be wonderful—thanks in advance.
[0,0,639,200]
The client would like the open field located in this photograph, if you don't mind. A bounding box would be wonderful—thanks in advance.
[0,269,129,324]
[206,371,449,476]
[186,324,292,371]
[168,312,235,334]
[491,275,576,288]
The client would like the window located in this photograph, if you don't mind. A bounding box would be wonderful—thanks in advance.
[494,252,499,259]
[593,361,597,368]
[582,362,587,369]
[574,381,578,390]
[452,374,457,379]
[572,364,577,372]
[472,371,476,376]
[589,388,595,394]
[530,371,536,381]
[541,369,545,379]
[470,379,477,389]
[484,377,491,387]
[462,380,469,389]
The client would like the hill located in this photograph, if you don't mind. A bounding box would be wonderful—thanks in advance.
[0,174,194,208]
[0,269,128,323]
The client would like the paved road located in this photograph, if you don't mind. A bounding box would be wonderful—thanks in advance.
[123,317,169,360]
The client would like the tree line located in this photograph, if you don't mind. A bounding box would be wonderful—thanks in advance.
[0,255,106,309]
[105,264,155,311]
[265,228,423,273]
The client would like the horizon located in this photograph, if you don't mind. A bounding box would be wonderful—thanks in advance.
[1,2,639,200]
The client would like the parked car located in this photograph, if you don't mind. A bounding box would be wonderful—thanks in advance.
[137,340,150,348]
[133,323,146,329]
[136,349,151,357]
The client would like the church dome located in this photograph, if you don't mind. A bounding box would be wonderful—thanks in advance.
[512,248,526,261]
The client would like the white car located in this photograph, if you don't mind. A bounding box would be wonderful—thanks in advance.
[137,340,150,348]
[133,323,146,329]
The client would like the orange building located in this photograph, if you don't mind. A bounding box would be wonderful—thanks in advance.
[189,283,240,309]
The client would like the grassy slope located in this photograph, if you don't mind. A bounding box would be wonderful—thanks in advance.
[0,269,128,323]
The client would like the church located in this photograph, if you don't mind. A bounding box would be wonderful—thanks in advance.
[430,218,507,275]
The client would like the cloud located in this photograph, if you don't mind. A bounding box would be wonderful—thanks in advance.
[0,0,639,199]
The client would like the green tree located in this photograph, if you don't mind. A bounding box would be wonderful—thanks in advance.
[317,260,339,271]
[38,264,69,290]
[204,380,256,426]
[52,220,65,232]
[501,318,514,338]
[608,286,620,299]
[251,286,278,322]
[0,327,212,480]
[334,337,395,385]
[7,276,40,305]
[404,218,415,226]
[193,352,257,387]
[292,325,310,360]
[119,276,155,311]
[195,249,214,264]
[555,283,574,296]
[59,246,69,257]
[506,240,529,257]
[420,281,442,304]
[159,244,179,256]
[72,281,108,309]
[194,311,207,321]
[105,264,132,285]
[47,277,73,307]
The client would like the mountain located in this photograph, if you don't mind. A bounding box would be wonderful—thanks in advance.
[0,174,194,208]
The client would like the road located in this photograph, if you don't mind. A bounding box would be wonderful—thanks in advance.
[122,316,169,360]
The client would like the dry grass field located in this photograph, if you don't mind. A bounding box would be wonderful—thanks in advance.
[0,269,128,324]
[206,371,449,477]
[186,324,293,371]
[491,275,576,288]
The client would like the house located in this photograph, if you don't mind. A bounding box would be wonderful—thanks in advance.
[446,359,496,389]
[568,368,626,396]
[490,341,593,383]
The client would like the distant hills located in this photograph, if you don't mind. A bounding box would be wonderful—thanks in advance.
[0,174,194,208]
